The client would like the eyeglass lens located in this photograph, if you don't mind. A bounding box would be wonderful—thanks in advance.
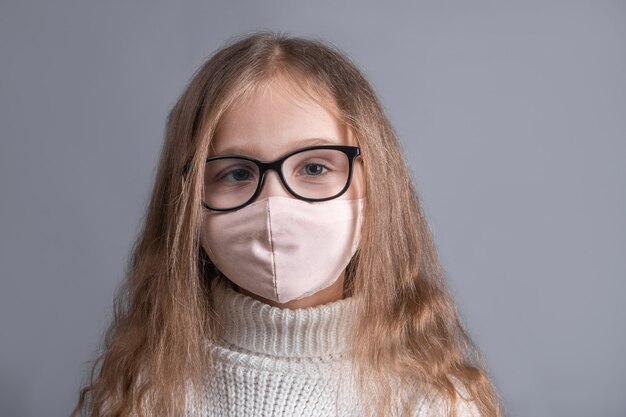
[203,148,351,209]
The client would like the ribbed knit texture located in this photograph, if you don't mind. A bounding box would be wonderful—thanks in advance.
[184,275,481,417]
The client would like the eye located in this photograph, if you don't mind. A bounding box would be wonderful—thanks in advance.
[300,163,329,176]
[221,167,255,182]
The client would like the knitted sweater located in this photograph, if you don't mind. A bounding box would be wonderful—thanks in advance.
[184,275,480,417]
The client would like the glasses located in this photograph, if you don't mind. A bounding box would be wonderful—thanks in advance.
[183,145,362,212]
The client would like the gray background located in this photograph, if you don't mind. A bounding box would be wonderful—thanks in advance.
[1,1,624,416]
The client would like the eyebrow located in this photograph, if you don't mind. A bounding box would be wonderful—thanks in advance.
[210,137,339,158]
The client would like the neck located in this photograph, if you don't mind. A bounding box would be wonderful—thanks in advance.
[210,274,358,359]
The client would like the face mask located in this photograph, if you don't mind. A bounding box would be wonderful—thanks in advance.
[200,195,365,304]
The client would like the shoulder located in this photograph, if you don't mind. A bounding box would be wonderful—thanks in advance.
[451,376,481,417]
[455,396,481,417]
[413,376,481,417]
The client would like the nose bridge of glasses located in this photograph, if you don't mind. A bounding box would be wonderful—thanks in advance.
[255,162,291,201]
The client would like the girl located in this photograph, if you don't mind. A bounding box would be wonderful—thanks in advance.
[71,31,504,417]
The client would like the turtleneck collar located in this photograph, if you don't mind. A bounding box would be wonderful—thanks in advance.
[209,275,358,359]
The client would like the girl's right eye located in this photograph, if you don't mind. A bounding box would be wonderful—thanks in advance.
[220,168,255,183]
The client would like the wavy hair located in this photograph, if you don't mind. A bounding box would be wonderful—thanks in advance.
[70,30,505,417]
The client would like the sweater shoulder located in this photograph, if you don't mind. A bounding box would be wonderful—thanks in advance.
[413,377,481,417]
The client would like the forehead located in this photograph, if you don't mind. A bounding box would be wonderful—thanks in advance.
[209,76,354,161]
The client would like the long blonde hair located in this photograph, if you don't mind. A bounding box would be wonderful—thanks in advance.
[70,30,505,417]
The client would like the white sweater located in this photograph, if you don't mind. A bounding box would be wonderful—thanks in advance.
[184,275,480,417]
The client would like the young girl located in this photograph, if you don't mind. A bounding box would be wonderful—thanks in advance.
[71,31,504,417]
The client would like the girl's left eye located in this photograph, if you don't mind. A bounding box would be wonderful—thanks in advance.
[301,163,328,176]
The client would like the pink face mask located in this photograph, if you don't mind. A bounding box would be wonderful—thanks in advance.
[200,196,365,304]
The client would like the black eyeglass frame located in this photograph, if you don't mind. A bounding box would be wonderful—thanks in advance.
[182,145,362,212]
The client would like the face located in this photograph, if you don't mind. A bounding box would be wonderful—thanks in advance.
[206,75,366,309]
[209,76,365,202]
